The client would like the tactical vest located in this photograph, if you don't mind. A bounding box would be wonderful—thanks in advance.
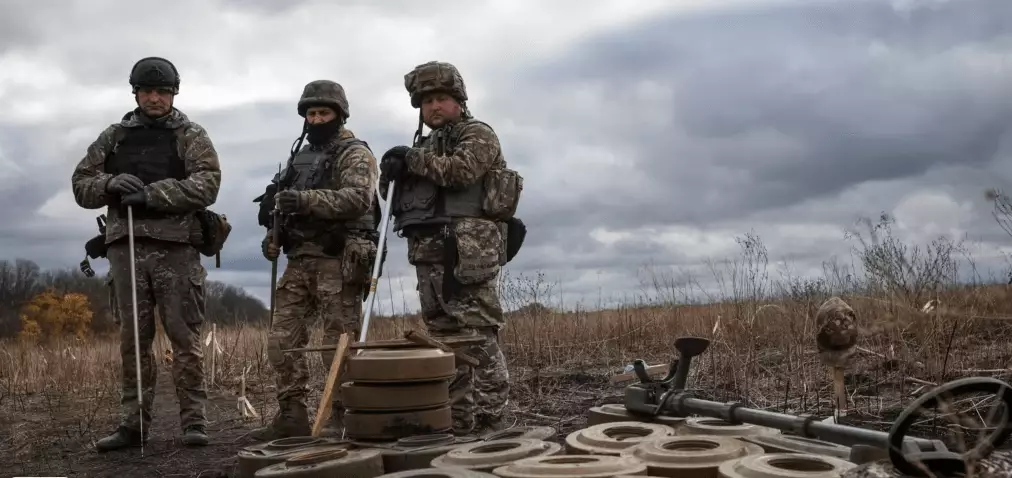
[279,137,377,253]
[104,125,186,218]
[392,119,499,232]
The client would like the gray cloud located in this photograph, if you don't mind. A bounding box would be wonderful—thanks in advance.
[2,0,1012,315]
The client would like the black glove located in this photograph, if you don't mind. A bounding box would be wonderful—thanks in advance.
[106,173,144,194]
[275,190,303,214]
[380,145,411,182]
[121,190,146,206]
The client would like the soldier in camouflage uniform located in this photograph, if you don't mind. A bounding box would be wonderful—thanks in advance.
[251,80,379,440]
[70,57,221,450]
[379,61,522,435]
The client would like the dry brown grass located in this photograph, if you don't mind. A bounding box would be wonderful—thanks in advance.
[4,226,1012,474]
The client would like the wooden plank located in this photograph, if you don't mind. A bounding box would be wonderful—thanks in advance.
[610,363,670,385]
[311,333,350,437]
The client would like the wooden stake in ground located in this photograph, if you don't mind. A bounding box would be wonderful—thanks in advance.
[813,296,858,419]
[311,333,350,437]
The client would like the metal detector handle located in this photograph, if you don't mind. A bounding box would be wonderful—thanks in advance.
[358,180,395,345]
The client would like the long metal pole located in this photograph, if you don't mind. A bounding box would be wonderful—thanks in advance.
[358,181,395,344]
[127,205,144,456]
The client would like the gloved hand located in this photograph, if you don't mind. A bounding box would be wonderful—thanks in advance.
[380,145,411,182]
[106,173,144,194]
[262,230,280,261]
[121,190,146,206]
[275,189,304,214]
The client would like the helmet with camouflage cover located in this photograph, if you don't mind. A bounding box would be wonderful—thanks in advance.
[298,80,350,119]
[129,57,180,94]
[404,61,468,108]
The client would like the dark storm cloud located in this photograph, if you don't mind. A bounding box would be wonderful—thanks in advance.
[492,0,1012,239]
[4,0,1012,310]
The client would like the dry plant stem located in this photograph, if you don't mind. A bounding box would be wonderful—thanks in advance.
[833,366,847,414]
[311,333,349,437]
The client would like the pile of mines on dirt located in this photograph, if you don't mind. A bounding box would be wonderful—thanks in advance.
[221,302,1012,478]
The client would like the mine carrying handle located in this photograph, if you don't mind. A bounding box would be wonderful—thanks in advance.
[623,335,1012,478]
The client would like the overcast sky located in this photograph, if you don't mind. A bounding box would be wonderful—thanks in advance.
[2,0,1012,314]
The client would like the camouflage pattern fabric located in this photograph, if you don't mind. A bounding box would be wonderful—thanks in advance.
[71,106,218,436]
[70,107,222,245]
[262,125,377,433]
[430,327,509,434]
[281,128,378,259]
[106,240,207,432]
[266,254,366,410]
[386,116,511,435]
[298,79,350,118]
[403,121,501,188]
[106,272,119,324]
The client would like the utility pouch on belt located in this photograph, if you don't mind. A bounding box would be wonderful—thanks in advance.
[194,209,232,257]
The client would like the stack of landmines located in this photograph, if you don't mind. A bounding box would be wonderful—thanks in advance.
[340,331,483,441]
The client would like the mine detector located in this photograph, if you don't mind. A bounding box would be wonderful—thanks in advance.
[619,335,1012,477]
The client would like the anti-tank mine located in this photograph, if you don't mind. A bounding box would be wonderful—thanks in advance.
[239,331,1012,477]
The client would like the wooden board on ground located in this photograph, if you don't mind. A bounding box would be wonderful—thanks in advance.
[610,363,671,385]
[312,333,350,437]
[349,336,488,349]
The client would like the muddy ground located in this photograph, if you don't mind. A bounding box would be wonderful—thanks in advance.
[4,363,1000,477]
[3,367,619,478]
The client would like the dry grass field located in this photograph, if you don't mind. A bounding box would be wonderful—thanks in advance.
[3,227,1012,476]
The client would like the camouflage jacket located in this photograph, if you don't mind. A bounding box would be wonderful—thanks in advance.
[70,108,221,245]
[273,127,378,258]
[381,118,503,195]
[384,117,508,278]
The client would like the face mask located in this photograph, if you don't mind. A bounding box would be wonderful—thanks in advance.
[306,119,340,145]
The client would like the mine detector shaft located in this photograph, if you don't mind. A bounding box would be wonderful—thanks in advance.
[623,335,1012,477]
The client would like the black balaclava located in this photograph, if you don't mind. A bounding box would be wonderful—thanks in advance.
[306,118,342,145]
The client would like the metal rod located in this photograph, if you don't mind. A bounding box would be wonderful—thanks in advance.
[127,205,144,457]
[358,180,394,345]
[672,394,937,449]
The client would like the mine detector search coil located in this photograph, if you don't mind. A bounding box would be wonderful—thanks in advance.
[623,336,1012,477]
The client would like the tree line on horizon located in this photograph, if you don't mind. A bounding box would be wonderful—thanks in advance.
[0,257,267,339]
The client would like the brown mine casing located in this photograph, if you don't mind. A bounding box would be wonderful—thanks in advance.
[345,348,455,383]
[236,437,349,478]
[344,405,453,440]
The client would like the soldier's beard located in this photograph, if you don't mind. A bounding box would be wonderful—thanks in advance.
[306,119,341,145]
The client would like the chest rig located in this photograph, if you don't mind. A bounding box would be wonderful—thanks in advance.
[104,125,186,218]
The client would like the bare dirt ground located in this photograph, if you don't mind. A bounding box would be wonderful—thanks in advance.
[4,367,620,478]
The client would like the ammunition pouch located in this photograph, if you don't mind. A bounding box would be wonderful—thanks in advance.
[281,221,348,257]
[194,209,232,257]
[481,167,523,221]
[443,220,502,300]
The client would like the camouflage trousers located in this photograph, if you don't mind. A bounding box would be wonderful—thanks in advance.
[107,239,208,433]
[266,255,365,414]
[430,326,510,435]
[408,223,510,435]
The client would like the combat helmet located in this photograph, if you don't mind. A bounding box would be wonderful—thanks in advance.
[298,80,350,119]
[129,57,180,94]
[404,61,468,108]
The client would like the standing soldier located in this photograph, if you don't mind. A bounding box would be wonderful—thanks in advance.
[251,80,379,440]
[379,61,523,435]
[70,56,222,450]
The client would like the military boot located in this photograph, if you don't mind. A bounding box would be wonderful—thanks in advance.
[320,403,345,437]
[182,424,209,446]
[250,401,311,441]
[95,425,146,452]
[473,414,505,438]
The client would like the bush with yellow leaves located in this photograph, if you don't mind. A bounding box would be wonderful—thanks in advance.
[18,289,93,341]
